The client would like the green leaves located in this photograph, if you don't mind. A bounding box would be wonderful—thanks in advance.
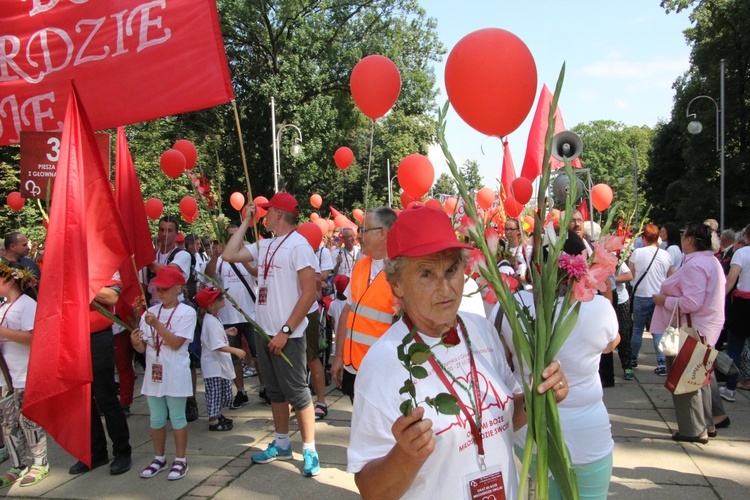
[425,393,460,415]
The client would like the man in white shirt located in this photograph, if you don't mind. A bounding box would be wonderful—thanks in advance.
[331,227,359,278]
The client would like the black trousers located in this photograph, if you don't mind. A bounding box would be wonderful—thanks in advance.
[90,329,131,460]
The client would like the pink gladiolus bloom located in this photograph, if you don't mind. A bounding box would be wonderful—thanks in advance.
[558,253,588,280]
[484,286,498,304]
[460,214,476,230]
[602,235,624,253]
[468,248,487,274]
[501,273,520,293]
[572,278,596,302]
[485,227,500,254]
[591,242,618,275]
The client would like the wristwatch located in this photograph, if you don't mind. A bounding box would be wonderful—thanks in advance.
[281,325,292,335]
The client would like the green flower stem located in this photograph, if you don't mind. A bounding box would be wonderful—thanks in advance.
[197,272,293,367]
[92,301,135,333]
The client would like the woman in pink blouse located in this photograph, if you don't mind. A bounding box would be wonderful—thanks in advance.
[653,222,726,444]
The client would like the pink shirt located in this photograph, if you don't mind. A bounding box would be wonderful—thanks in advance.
[651,250,726,346]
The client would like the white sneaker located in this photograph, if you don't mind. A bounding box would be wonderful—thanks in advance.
[719,386,736,402]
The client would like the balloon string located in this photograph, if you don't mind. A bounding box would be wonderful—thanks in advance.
[364,119,375,214]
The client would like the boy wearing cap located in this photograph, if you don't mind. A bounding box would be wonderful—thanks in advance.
[196,288,246,431]
[222,192,320,477]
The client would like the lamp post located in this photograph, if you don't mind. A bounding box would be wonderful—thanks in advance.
[685,59,725,230]
[270,97,303,193]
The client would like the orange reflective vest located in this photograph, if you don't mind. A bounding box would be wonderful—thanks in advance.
[344,256,395,371]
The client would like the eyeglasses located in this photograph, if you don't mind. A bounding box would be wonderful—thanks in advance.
[358,226,383,235]
[570,218,584,223]
[504,226,518,231]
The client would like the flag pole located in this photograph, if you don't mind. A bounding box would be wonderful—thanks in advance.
[231,99,260,245]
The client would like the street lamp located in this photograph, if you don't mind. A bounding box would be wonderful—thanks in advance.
[685,59,725,230]
[270,97,303,193]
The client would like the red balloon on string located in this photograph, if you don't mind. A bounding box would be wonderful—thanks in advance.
[352,208,364,223]
[476,187,495,210]
[444,197,458,215]
[511,177,533,205]
[591,184,614,211]
[314,218,329,236]
[160,149,186,179]
[398,154,434,199]
[350,55,401,119]
[254,196,269,218]
[504,196,524,218]
[173,139,198,170]
[445,28,537,137]
[334,147,354,170]
[6,191,24,211]
[310,193,323,208]
[183,210,199,223]
[229,192,245,211]
[179,196,198,218]
[298,221,324,249]
[144,198,163,220]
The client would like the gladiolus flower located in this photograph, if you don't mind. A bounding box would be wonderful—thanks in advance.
[485,227,500,254]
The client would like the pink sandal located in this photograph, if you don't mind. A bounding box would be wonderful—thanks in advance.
[139,458,167,478]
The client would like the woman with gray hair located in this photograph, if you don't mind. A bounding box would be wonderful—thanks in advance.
[346,205,567,499]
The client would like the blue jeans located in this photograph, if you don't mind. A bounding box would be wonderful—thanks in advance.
[631,296,665,366]
[725,330,746,391]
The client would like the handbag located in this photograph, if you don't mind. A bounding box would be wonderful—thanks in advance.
[658,302,680,356]
[664,315,717,395]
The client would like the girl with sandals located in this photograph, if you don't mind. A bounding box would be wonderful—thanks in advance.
[0,262,49,488]
[131,267,196,480]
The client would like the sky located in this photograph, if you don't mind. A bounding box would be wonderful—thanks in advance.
[421,0,694,186]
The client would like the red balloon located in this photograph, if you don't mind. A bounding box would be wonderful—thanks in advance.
[504,196,524,218]
[352,208,364,223]
[229,192,245,211]
[183,209,199,223]
[254,196,268,218]
[424,198,442,211]
[334,214,350,228]
[314,218,329,236]
[327,219,335,232]
[334,147,354,170]
[298,221,323,249]
[160,149,186,179]
[591,184,614,212]
[476,187,495,210]
[445,28,537,137]
[179,196,198,218]
[173,139,198,170]
[310,193,323,209]
[6,191,24,211]
[144,198,163,220]
[443,197,458,215]
[350,55,401,119]
[511,177,533,205]
[310,212,320,221]
[400,191,418,209]
[398,154,434,199]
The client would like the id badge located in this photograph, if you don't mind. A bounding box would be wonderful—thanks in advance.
[152,363,163,383]
[465,465,505,500]
[258,286,268,305]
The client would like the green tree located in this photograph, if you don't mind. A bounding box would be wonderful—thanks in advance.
[460,159,483,194]
[434,172,457,197]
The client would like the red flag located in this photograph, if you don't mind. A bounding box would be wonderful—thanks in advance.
[115,127,156,320]
[520,85,582,181]
[23,85,130,467]
[577,200,591,222]
[500,139,517,199]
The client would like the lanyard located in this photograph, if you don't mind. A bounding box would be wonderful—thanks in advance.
[409,316,487,470]
[262,231,294,280]
[0,295,21,328]
[151,305,178,358]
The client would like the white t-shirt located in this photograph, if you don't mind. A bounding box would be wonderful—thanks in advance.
[629,246,672,297]
[348,313,521,499]
[251,231,317,339]
[216,248,256,324]
[195,252,209,286]
[149,248,192,306]
[139,303,196,397]
[332,247,359,277]
[730,246,750,292]
[0,294,36,389]
[665,245,684,271]
[327,298,347,333]
[316,247,334,274]
[615,262,630,305]
[200,313,235,380]
[495,292,617,465]
[509,244,528,279]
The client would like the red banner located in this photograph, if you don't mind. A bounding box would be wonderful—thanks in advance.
[0,0,234,146]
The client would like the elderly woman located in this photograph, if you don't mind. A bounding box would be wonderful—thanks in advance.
[653,223,726,443]
[347,205,567,499]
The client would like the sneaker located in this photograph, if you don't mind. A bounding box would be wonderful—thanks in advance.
[719,386,736,402]
[302,449,320,477]
[0,448,8,465]
[654,366,667,377]
[251,441,293,464]
[0,466,29,489]
[19,464,49,487]
[186,398,199,422]
[230,391,249,410]
[258,388,271,406]
[623,369,635,381]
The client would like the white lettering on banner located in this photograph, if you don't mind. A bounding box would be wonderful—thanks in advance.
[29,0,91,17]
[0,92,62,143]
[2,0,171,85]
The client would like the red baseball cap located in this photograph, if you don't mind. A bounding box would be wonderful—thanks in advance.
[175,233,185,243]
[149,266,186,288]
[387,205,471,259]
[333,274,350,294]
[257,192,300,216]
[195,287,222,309]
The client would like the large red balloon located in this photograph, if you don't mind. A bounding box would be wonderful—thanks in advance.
[504,196,524,218]
[230,192,245,211]
[179,196,198,218]
[313,218,328,236]
[173,139,198,170]
[183,209,199,223]
[398,154,434,199]
[298,221,323,249]
[476,187,495,210]
[310,193,323,209]
[6,191,24,211]
[334,214,350,228]
[144,198,164,220]
[445,28,537,137]
[334,147,354,170]
[352,208,364,223]
[254,196,268,218]
[350,55,401,120]
[160,149,186,179]
[511,177,533,205]
[591,184,614,212]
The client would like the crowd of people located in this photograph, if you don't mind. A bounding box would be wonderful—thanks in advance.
[0,193,747,497]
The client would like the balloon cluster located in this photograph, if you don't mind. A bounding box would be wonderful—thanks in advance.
[160,139,197,179]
